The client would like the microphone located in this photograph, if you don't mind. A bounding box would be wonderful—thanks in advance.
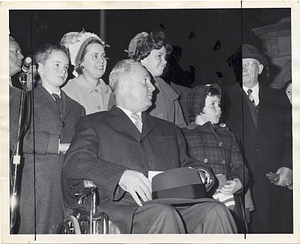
[19,57,32,84]
[21,56,32,73]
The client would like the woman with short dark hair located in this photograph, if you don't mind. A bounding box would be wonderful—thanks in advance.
[127,31,186,127]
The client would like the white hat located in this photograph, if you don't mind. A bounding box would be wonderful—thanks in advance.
[60,30,106,70]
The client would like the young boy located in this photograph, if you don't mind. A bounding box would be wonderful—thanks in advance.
[181,84,250,232]
[15,44,86,234]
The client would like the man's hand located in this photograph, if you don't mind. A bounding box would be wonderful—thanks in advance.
[189,167,213,189]
[268,167,293,189]
[220,178,242,195]
[266,172,280,183]
[119,170,152,206]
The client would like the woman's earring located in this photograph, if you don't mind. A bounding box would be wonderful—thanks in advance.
[80,64,84,69]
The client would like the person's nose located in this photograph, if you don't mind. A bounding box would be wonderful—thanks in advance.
[148,82,155,92]
[61,67,68,75]
[99,55,106,64]
[162,57,167,65]
[19,52,24,60]
[216,104,221,113]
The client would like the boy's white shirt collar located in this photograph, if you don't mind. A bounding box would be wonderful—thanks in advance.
[243,83,259,105]
[42,84,61,100]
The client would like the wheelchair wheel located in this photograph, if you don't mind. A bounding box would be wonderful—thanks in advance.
[57,216,81,234]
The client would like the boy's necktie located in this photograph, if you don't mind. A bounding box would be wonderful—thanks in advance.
[52,93,62,117]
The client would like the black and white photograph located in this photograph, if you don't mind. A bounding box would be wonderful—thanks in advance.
[1,1,299,243]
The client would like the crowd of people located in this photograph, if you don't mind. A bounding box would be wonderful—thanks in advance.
[9,30,293,235]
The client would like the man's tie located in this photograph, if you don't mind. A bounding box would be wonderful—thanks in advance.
[247,89,256,106]
[131,113,143,133]
[52,93,63,117]
[246,89,259,129]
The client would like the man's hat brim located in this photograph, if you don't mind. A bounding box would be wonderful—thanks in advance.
[241,44,269,66]
[242,53,268,66]
[143,197,216,206]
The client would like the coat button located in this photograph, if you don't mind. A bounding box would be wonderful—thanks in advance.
[204,159,208,163]
[95,89,98,92]
[254,148,259,152]
[218,142,223,146]
[221,160,225,164]
[62,121,65,127]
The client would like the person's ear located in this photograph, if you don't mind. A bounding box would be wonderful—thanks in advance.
[37,62,43,74]
[119,78,128,94]
[258,63,264,74]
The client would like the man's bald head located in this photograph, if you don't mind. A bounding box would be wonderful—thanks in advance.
[9,36,24,77]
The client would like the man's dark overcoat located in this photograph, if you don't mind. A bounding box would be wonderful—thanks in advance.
[223,83,293,233]
[63,106,215,234]
[18,84,85,234]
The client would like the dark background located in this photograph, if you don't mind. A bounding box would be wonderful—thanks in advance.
[9,8,291,88]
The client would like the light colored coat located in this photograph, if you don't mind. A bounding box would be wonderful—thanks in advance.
[62,76,115,115]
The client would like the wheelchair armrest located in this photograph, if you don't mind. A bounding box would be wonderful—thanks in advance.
[73,180,98,205]
[83,180,97,189]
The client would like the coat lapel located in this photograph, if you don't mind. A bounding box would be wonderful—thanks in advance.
[141,112,157,137]
[256,84,267,138]
[61,90,74,120]
[34,85,59,115]
[110,106,158,141]
[110,106,142,141]
[228,84,257,138]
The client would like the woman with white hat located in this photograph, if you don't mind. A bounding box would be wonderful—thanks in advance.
[61,30,115,114]
[127,31,186,127]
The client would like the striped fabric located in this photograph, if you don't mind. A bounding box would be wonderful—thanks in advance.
[131,112,143,132]
[213,189,235,210]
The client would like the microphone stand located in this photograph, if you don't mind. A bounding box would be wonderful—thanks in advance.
[10,73,28,233]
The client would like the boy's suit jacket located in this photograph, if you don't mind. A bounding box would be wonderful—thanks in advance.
[18,84,85,234]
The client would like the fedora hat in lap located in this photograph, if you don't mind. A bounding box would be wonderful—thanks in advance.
[242,44,268,65]
[144,168,214,205]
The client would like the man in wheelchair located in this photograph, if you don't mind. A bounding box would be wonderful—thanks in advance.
[62,59,238,234]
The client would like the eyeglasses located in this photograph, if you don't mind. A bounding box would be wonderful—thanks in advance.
[243,61,260,68]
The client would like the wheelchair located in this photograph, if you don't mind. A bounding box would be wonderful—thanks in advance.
[57,180,120,234]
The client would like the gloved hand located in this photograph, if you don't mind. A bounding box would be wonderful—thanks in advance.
[220,178,242,195]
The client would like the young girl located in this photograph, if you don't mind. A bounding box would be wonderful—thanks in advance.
[181,83,249,232]
[18,44,85,234]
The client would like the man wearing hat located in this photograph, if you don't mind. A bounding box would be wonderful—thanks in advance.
[63,59,238,234]
[223,44,293,233]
